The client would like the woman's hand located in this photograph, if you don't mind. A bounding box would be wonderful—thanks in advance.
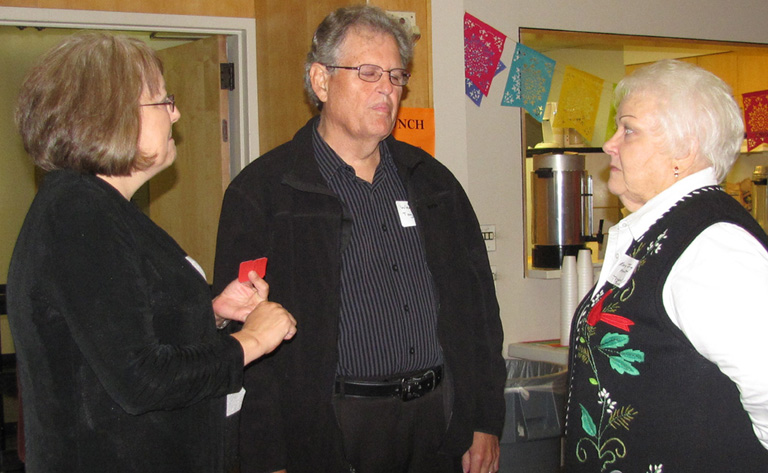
[212,271,269,325]
[231,301,297,365]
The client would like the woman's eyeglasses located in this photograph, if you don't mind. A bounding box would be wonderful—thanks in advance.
[140,95,175,113]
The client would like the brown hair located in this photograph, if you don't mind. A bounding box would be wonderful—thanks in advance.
[15,32,165,176]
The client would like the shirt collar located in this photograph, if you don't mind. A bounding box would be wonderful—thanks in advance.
[311,121,394,184]
[595,167,719,292]
[312,121,348,184]
[620,167,719,239]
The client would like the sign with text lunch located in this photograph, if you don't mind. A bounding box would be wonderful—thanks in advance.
[392,107,435,157]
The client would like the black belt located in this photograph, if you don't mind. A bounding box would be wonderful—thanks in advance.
[334,366,443,402]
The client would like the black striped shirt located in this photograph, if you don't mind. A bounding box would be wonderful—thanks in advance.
[312,126,442,378]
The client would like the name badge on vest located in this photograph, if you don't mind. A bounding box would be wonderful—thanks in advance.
[396,201,416,227]
[607,253,639,288]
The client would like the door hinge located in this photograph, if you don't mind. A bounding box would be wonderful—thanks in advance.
[220,63,235,91]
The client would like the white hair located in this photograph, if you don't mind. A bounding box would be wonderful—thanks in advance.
[614,59,744,182]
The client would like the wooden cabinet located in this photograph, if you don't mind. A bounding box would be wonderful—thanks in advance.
[737,52,768,97]
[696,51,768,103]
[697,52,738,95]
[626,50,768,103]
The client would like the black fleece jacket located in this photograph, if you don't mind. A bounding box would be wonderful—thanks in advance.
[213,117,506,473]
[8,170,244,472]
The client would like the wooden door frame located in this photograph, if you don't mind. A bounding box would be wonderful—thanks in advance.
[0,6,259,176]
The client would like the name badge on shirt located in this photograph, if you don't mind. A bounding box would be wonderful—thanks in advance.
[396,201,416,228]
[607,253,640,288]
[226,387,246,417]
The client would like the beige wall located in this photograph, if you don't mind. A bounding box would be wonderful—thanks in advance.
[0,28,60,284]
[0,28,80,353]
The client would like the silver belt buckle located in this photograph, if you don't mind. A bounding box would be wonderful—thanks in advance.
[398,369,435,401]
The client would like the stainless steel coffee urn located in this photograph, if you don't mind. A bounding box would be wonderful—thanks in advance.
[531,153,595,268]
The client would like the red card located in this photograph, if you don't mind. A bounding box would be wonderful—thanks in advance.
[238,258,268,282]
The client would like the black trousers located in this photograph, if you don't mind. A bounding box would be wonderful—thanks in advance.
[332,383,462,473]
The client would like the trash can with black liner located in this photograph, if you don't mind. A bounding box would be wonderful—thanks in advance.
[499,359,567,473]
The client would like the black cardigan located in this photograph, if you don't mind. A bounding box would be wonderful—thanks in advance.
[213,117,506,472]
[7,170,244,472]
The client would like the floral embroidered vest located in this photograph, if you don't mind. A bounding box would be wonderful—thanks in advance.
[564,186,768,473]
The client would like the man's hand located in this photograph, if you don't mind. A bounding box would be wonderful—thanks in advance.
[461,431,500,473]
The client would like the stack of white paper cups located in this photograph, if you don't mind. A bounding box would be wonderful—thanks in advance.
[560,255,578,346]
[577,248,594,302]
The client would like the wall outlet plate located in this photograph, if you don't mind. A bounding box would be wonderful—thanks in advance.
[480,224,496,252]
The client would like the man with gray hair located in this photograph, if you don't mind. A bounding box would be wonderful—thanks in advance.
[214,6,505,473]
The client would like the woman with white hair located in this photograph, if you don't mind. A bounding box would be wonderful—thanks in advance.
[564,59,768,472]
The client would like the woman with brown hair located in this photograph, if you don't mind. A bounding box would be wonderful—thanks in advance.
[7,32,296,472]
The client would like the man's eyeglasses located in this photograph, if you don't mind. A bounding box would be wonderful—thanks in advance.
[140,95,175,113]
[324,64,410,87]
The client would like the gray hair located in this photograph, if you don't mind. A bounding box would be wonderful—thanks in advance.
[304,5,414,110]
[614,59,744,182]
